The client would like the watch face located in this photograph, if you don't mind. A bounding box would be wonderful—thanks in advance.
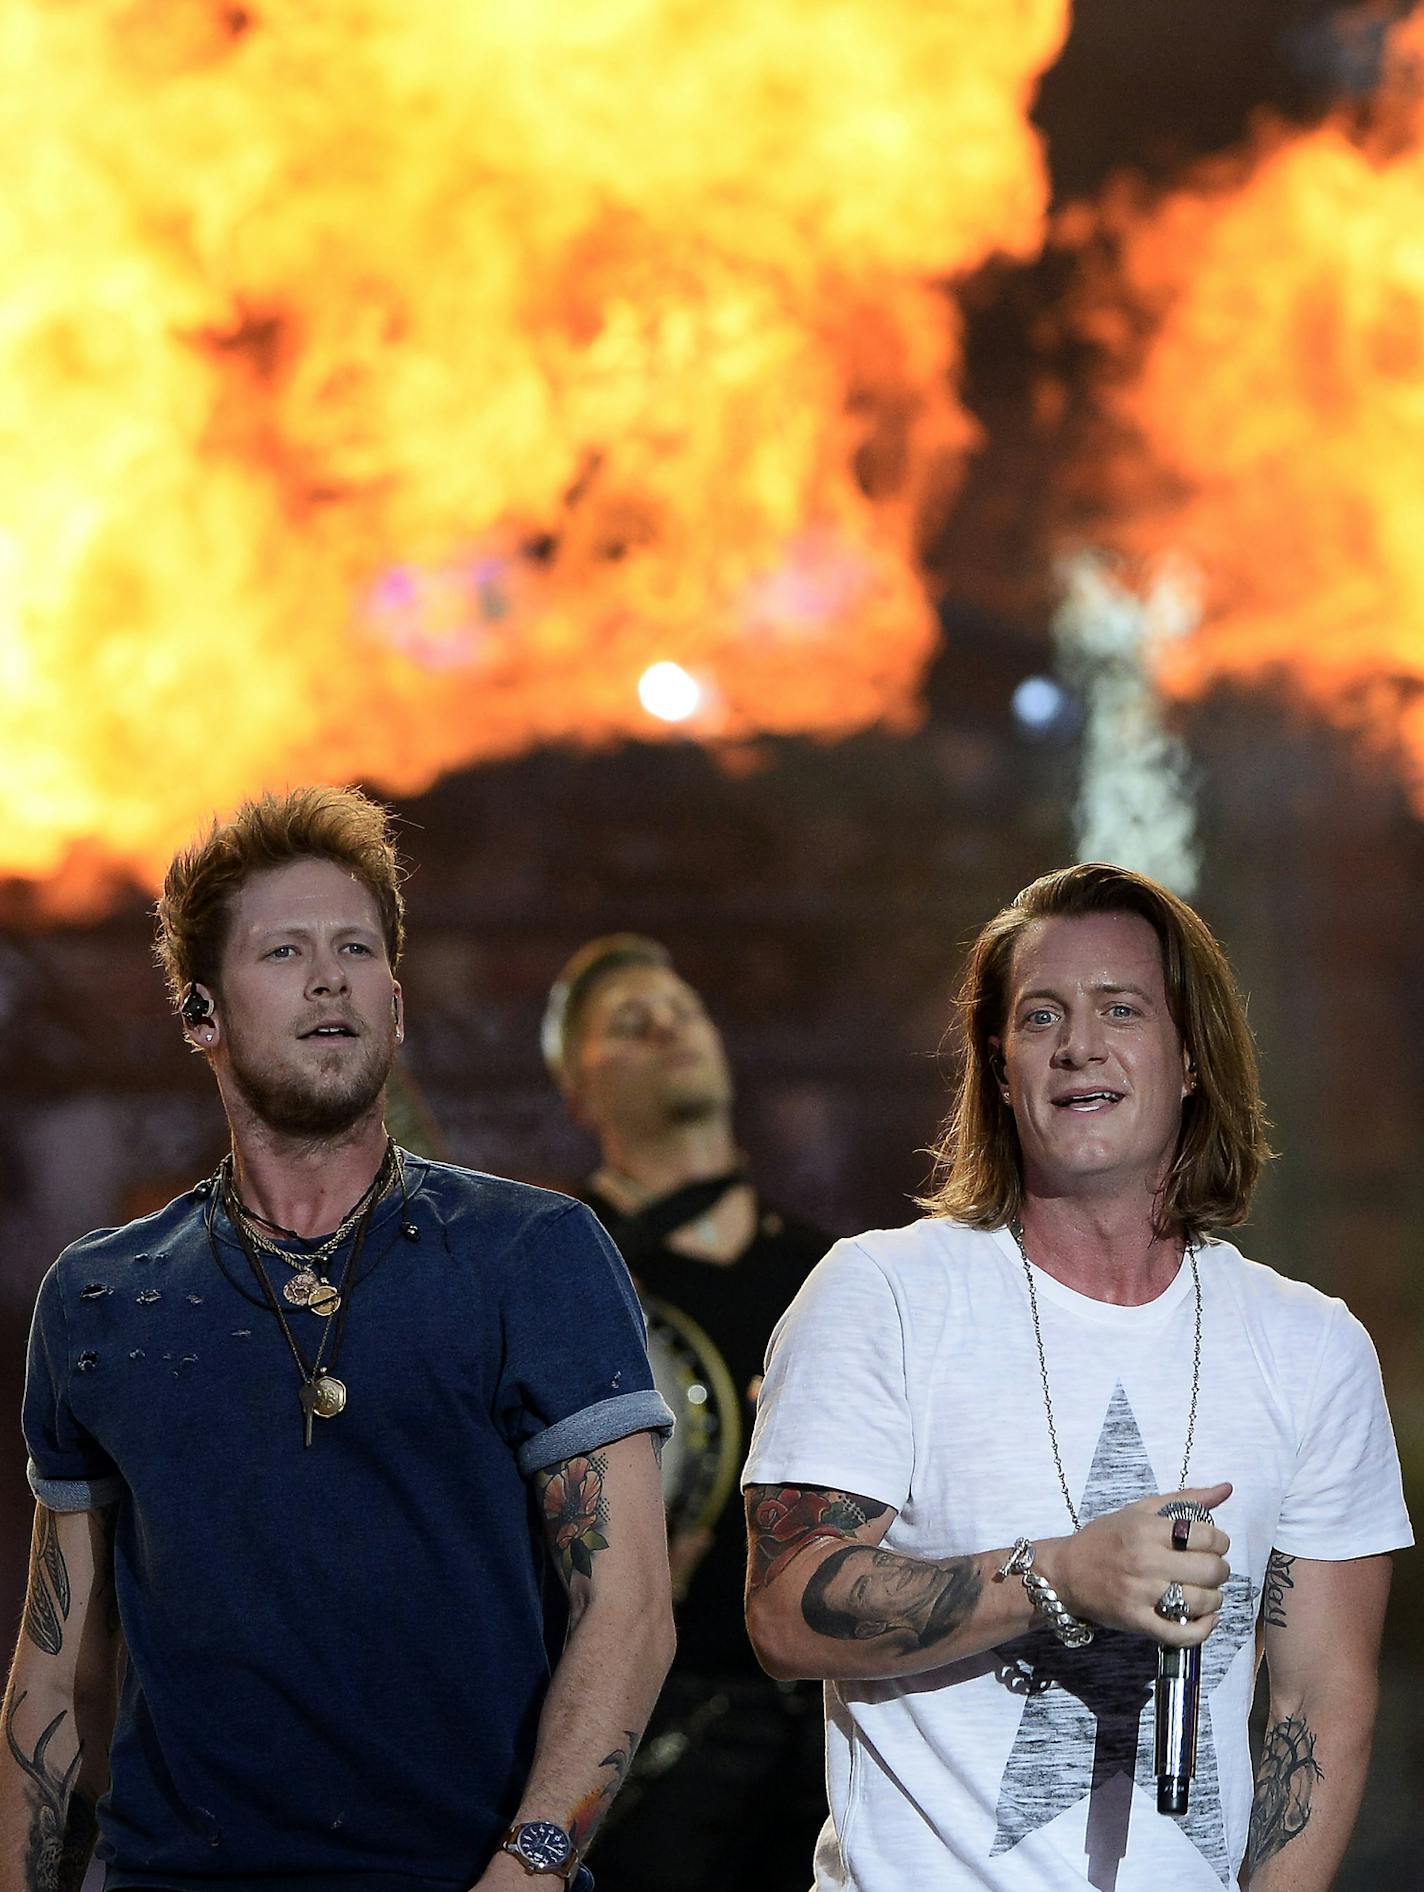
[515,1821,572,1870]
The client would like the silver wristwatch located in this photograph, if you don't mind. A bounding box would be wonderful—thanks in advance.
[499,1819,578,1881]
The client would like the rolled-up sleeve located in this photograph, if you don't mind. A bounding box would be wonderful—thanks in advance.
[495,1201,674,1477]
[23,1263,125,1513]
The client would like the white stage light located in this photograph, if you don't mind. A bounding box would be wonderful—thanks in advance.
[638,661,702,723]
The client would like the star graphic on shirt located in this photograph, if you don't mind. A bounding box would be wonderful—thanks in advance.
[990,1383,1258,1890]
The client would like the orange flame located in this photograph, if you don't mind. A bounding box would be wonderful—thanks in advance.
[0,0,1066,906]
[1078,11,1424,798]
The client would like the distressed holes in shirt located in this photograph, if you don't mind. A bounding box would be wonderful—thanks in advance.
[612,1370,622,1388]
[128,1349,146,1361]
[136,1288,162,1306]
[232,1329,253,1339]
[76,1351,99,1372]
[80,1282,112,1301]
[187,1294,205,1305]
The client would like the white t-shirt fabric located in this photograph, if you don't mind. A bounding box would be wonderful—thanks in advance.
[742,1219,1413,1892]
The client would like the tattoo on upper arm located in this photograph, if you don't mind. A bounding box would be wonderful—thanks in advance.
[800,1544,983,1655]
[23,1511,71,1659]
[4,1690,98,1892]
[568,1727,640,1852]
[1262,1549,1296,1630]
[745,1485,891,1596]
[1246,1712,1324,1872]
[537,1452,610,1586]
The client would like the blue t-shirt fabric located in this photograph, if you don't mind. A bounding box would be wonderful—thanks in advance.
[22,1155,673,1892]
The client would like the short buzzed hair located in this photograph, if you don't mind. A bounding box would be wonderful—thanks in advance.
[540,934,673,1081]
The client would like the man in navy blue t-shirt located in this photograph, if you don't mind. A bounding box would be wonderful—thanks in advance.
[2,787,676,1892]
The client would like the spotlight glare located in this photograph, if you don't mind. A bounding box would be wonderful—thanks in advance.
[1012,674,1066,731]
[638,661,702,723]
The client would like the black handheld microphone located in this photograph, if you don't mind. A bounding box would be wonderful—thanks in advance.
[1155,1499,1212,1815]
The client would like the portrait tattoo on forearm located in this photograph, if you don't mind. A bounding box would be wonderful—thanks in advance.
[23,1510,71,1659]
[567,1727,640,1852]
[4,1691,98,1892]
[536,1452,610,1587]
[1261,1549,1296,1630]
[800,1544,983,1654]
[1246,1712,1324,1873]
[745,1486,891,1595]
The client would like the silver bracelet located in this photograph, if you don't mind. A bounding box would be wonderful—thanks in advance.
[997,1537,1095,1648]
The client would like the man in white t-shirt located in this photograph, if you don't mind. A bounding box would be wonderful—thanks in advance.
[743,863,1412,1892]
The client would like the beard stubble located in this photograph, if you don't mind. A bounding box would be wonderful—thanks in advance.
[227,1023,396,1138]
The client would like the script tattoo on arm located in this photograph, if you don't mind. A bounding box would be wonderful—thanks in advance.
[536,1451,611,1589]
[567,1728,640,1853]
[1262,1549,1296,1630]
[745,1485,891,1596]
[4,1692,97,1892]
[23,1510,71,1659]
[1246,1711,1324,1873]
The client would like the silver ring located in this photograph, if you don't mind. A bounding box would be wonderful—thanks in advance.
[1155,1581,1189,1622]
[1158,1500,1212,1525]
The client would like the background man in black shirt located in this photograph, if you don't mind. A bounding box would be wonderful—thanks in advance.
[543,935,830,1892]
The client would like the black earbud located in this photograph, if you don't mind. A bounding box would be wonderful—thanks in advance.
[181,985,215,1028]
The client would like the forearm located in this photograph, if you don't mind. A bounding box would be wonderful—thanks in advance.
[749,1538,1047,1682]
[1242,1676,1378,1892]
[0,1663,111,1892]
[747,1480,1234,1684]
[472,1590,673,1891]
[0,1507,119,1892]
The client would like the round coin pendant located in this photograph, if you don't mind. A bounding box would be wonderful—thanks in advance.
[311,1375,347,1419]
[284,1271,318,1307]
[306,1280,341,1317]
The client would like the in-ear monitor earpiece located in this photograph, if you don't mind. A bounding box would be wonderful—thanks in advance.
[181,985,215,1028]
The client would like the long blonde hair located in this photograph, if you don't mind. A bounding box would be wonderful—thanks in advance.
[920,863,1271,1238]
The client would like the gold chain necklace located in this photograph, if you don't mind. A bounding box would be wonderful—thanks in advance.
[223,1145,400,1317]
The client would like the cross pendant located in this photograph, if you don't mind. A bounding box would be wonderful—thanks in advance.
[298,1380,318,1449]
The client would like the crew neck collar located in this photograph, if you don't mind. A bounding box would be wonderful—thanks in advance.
[989,1222,1199,1324]
[204,1150,426,1254]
